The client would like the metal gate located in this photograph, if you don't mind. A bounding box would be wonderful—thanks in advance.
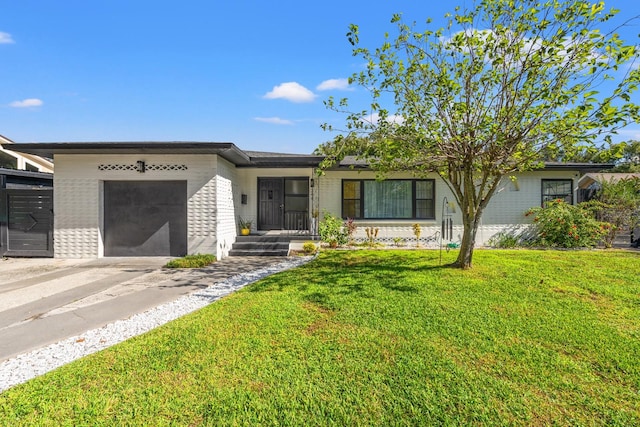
[0,189,54,257]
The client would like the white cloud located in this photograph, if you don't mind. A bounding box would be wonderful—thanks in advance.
[364,112,404,125]
[263,82,316,103]
[316,78,352,91]
[443,28,603,67]
[615,128,640,140]
[254,117,294,125]
[0,32,14,44]
[9,98,44,108]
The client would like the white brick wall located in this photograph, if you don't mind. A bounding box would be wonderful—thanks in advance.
[317,169,579,246]
[187,175,217,256]
[54,177,101,257]
[53,154,218,258]
[482,170,579,224]
[215,157,238,259]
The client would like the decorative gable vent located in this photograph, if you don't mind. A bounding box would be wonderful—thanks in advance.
[146,164,188,171]
[98,163,188,172]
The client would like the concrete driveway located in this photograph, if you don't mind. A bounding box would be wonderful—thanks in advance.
[0,256,285,362]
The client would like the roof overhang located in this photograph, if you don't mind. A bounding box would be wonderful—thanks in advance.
[242,155,324,168]
[578,172,640,189]
[541,162,615,172]
[1,141,252,166]
[331,158,616,172]
[1,142,616,172]
[0,167,53,180]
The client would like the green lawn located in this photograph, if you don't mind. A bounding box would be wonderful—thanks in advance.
[1,250,638,426]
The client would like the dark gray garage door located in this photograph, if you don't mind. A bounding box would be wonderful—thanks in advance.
[104,181,187,257]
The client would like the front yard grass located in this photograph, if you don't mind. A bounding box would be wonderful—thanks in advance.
[164,253,216,268]
[1,249,638,425]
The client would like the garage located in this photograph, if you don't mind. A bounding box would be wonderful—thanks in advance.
[104,181,187,256]
[1,142,254,259]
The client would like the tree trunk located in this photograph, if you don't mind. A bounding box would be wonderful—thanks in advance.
[445,168,501,269]
[452,185,484,269]
[454,213,479,269]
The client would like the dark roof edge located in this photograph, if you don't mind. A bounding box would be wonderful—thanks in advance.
[332,158,616,172]
[1,142,252,166]
[0,167,54,179]
[1,142,616,172]
[242,155,324,168]
[1,142,327,168]
[541,162,615,172]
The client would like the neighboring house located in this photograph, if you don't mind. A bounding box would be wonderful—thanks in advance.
[0,135,54,173]
[578,172,640,200]
[2,141,611,259]
[577,172,640,247]
[0,135,54,256]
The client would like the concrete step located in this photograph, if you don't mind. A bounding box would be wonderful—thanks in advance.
[235,235,292,243]
[230,235,292,256]
[231,242,290,250]
[228,249,290,256]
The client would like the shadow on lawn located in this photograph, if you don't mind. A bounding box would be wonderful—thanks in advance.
[248,250,454,298]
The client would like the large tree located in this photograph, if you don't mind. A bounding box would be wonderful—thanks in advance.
[318,0,640,268]
[541,139,640,166]
[611,140,640,171]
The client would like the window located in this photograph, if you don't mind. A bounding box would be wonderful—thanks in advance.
[541,179,573,205]
[25,163,39,172]
[0,151,17,169]
[342,180,361,218]
[342,179,435,219]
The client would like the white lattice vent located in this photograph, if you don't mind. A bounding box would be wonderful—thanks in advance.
[98,164,188,171]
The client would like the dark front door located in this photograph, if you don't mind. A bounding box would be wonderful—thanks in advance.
[258,178,284,230]
[104,181,187,256]
[0,189,54,257]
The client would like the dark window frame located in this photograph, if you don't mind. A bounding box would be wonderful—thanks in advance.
[541,179,574,206]
[341,179,436,220]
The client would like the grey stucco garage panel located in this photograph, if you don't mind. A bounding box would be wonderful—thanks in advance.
[104,181,187,256]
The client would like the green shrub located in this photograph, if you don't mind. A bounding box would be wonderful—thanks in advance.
[412,223,421,247]
[302,241,318,254]
[591,176,640,248]
[364,227,379,247]
[165,254,216,268]
[393,237,406,247]
[526,200,609,248]
[318,212,348,247]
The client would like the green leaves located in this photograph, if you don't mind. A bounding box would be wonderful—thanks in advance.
[346,24,359,46]
[320,0,640,268]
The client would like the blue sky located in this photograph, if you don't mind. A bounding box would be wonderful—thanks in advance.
[1,0,639,154]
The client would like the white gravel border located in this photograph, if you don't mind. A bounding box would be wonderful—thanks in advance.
[0,256,312,393]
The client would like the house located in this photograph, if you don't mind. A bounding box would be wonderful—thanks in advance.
[578,172,640,200]
[2,141,611,258]
[0,135,54,173]
[0,135,55,256]
[577,172,640,246]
